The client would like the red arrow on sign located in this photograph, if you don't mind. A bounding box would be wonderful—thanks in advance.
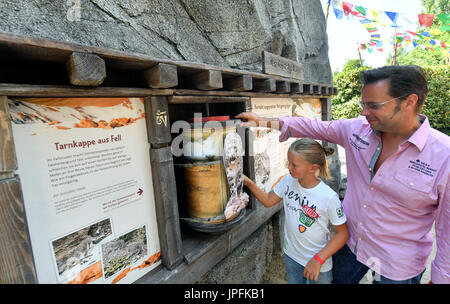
[137,188,143,196]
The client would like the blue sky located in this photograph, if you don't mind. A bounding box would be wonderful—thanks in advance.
[321,0,425,71]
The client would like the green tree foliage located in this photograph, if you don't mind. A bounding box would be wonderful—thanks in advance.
[331,59,371,120]
[422,65,450,134]
[421,0,449,16]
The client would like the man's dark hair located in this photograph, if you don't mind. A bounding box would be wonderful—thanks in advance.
[360,65,428,112]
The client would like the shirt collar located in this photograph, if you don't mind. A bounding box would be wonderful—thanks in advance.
[407,114,429,152]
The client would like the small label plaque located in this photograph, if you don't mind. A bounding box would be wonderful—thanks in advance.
[262,51,303,80]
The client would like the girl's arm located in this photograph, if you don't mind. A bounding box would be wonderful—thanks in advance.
[243,175,282,208]
[303,223,350,282]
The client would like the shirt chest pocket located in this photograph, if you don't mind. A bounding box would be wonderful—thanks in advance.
[392,172,434,209]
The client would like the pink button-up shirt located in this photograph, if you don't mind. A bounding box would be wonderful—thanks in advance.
[279,115,449,283]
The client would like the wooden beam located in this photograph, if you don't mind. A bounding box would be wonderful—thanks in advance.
[0,84,173,97]
[223,75,252,91]
[303,83,313,94]
[0,177,37,283]
[290,82,303,94]
[143,63,178,89]
[149,146,183,270]
[253,78,276,92]
[66,52,106,86]
[321,97,332,121]
[276,81,291,93]
[192,70,223,90]
[313,85,320,94]
[144,96,172,146]
[168,96,249,104]
[0,97,16,172]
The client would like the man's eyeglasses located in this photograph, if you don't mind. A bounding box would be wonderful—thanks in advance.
[359,95,408,110]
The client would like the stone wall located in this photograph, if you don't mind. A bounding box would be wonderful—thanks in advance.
[0,0,332,84]
[1,0,335,283]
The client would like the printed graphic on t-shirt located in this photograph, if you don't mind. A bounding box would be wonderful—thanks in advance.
[336,206,344,218]
[298,205,319,233]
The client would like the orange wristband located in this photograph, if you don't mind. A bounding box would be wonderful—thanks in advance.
[314,254,325,265]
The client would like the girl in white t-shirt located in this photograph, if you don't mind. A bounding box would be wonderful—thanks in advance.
[244,138,349,284]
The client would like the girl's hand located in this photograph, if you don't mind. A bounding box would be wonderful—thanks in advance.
[243,175,251,186]
[303,257,322,282]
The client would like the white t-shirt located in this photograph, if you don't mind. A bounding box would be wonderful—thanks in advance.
[273,174,347,272]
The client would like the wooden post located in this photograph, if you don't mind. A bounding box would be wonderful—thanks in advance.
[357,43,363,66]
[149,146,183,270]
[325,0,331,29]
[0,96,37,283]
[391,29,398,65]
[321,97,332,121]
[66,52,106,86]
[143,63,178,89]
[144,95,183,270]
[145,96,172,146]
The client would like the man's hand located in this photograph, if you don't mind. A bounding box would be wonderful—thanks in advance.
[235,112,261,127]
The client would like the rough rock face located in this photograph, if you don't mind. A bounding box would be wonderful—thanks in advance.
[0,0,332,84]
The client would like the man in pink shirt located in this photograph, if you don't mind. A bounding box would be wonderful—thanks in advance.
[236,65,449,284]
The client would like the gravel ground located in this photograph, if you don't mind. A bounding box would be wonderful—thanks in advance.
[260,145,437,284]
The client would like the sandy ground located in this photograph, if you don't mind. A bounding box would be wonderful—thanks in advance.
[261,145,437,284]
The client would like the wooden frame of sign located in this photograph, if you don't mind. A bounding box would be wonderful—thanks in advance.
[0,33,336,284]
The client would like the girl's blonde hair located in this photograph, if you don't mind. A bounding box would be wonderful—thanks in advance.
[288,138,335,179]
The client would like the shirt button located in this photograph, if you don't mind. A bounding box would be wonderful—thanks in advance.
[358,237,362,241]
[370,187,374,191]
[368,167,372,171]
[360,222,363,226]
[363,205,367,208]
[409,182,414,186]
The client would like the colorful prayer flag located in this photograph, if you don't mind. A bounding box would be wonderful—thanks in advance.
[359,18,372,24]
[342,1,353,16]
[385,11,399,27]
[331,0,343,19]
[418,14,435,27]
[437,14,450,25]
[429,28,443,35]
[355,5,367,16]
